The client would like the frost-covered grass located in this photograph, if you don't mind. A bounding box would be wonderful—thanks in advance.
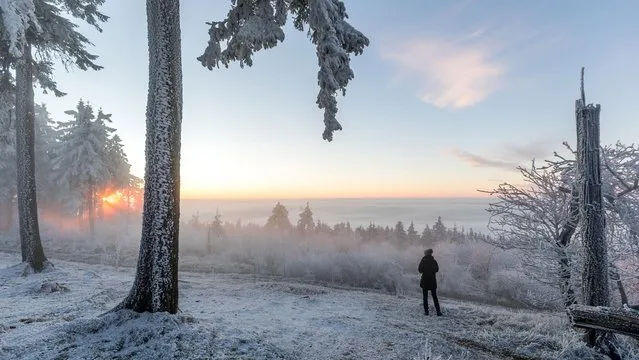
[2,252,631,360]
[0,219,564,310]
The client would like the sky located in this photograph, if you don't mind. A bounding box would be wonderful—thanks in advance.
[36,0,639,200]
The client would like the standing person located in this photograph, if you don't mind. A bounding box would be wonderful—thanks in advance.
[418,248,442,316]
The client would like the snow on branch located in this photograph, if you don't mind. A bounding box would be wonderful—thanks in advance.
[0,0,41,57]
[198,0,369,141]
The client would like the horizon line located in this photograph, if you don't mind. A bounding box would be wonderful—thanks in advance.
[180,195,491,201]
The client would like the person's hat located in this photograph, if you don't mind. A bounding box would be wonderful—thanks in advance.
[425,249,433,255]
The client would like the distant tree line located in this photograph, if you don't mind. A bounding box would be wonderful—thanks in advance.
[186,201,490,251]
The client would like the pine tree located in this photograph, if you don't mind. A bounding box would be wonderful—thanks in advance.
[421,225,434,247]
[394,221,407,242]
[0,75,15,232]
[53,100,114,239]
[266,202,292,231]
[114,0,182,314]
[207,210,225,254]
[116,0,366,314]
[0,0,108,272]
[297,202,314,236]
[433,216,446,242]
[33,103,58,208]
[407,221,419,245]
[105,134,131,189]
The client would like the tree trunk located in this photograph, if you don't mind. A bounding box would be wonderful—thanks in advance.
[576,69,610,347]
[15,43,47,272]
[568,304,639,339]
[0,199,11,232]
[88,178,95,241]
[557,184,579,308]
[113,0,182,314]
[78,199,84,229]
[558,252,576,308]
[207,225,212,255]
[609,265,628,306]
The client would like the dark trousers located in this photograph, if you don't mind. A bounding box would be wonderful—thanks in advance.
[422,288,441,314]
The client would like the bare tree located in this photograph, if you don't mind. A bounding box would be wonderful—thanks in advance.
[482,160,580,308]
[483,140,639,311]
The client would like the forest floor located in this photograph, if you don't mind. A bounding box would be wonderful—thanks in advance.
[0,252,618,359]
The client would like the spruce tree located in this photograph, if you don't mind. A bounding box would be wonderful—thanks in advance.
[0,0,108,272]
[297,202,314,236]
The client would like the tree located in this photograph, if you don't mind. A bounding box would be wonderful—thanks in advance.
[104,134,131,189]
[207,210,225,254]
[114,0,182,314]
[0,73,15,232]
[52,100,114,238]
[15,42,48,269]
[421,225,434,247]
[265,202,292,231]
[575,71,611,350]
[115,0,367,314]
[433,216,446,241]
[482,160,580,308]
[407,221,419,245]
[198,0,369,141]
[0,0,108,272]
[33,103,58,208]
[297,202,314,236]
[394,221,406,242]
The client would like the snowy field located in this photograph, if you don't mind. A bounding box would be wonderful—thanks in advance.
[0,252,619,360]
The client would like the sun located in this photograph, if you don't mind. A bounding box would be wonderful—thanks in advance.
[102,191,124,205]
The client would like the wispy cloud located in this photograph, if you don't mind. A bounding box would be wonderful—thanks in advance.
[380,35,505,109]
[448,148,518,171]
[449,139,557,171]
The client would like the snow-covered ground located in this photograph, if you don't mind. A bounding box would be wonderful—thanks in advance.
[0,252,626,359]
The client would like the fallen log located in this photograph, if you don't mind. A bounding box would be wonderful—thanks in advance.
[567,304,639,338]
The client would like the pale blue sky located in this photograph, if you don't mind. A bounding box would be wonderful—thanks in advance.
[36,0,639,198]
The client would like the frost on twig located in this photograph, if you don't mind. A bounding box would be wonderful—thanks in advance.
[197,0,369,141]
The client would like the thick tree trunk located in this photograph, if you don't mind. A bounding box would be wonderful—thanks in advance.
[568,304,639,339]
[575,69,610,347]
[15,43,47,272]
[114,0,182,314]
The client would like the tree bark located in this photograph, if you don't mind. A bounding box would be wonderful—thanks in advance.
[576,69,610,347]
[568,304,639,339]
[557,184,579,308]
[88,177,95,241]
[0,199,11,232]
[609,265,628,306]
[15,43,47,272]
[114,0,182,313]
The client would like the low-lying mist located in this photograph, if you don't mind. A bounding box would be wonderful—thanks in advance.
[0,206,614,311]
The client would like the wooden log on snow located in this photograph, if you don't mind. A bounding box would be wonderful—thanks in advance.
[567,304,639,338]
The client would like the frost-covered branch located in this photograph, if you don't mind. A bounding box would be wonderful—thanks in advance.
[0,0,41,57]
[198,0,369,141]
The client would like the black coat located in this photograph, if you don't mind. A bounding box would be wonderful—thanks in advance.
[418,255,439,290]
